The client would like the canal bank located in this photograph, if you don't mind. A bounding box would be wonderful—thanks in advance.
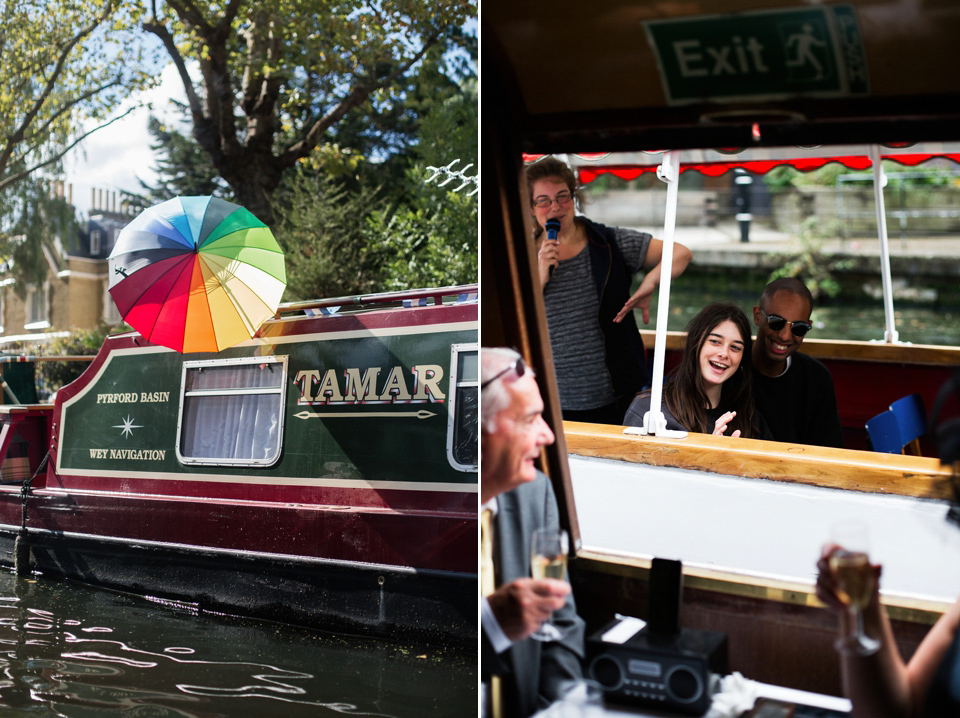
[669,222,960,305]
[629,221,960,344]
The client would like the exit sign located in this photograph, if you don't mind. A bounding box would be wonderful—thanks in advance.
[644,5,868,104]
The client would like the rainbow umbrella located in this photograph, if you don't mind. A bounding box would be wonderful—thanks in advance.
[108,196,286,353]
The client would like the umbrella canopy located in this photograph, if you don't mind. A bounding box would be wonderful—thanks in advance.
[108,196,286,353]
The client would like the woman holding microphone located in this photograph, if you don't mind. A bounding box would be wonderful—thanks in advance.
[528,156,692,425]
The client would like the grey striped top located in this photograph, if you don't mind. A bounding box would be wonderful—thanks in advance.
[543,225,652,410]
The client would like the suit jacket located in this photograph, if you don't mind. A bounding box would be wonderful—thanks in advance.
[481,471,585,718]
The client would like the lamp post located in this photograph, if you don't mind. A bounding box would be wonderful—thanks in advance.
[734,169,753,243]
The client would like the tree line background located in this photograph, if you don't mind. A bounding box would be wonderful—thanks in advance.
[0,0,478,303]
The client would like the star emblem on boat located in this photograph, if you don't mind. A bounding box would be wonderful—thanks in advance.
[114,415,143,438]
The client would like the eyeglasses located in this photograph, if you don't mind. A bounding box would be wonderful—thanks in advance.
[532,192,573,209]
[762,312,813,337]
[481,357,526,390]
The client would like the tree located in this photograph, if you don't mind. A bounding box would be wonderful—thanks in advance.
[0,176,77,291]
[138,113,232,202]
[0,0,154,194]
[370,75,478,290]
[142,0,476,226]
[278,169,389,300]
[275,46,477,299]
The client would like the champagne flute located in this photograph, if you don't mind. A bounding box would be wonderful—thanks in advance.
[828,522,881,656]
[530,527,569,642]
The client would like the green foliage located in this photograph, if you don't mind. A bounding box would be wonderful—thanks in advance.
[372,173,477,291]
[0,176,77,291]
[371,74,477,290]
[272,55,476,299]
[762,165,798,192]
[36,323,126,396]
[768,216,854,300]
[275,169,390,300]
[142,0,477,224]
[0,0,156,193]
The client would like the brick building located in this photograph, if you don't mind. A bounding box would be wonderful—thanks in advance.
[0,190,131,347]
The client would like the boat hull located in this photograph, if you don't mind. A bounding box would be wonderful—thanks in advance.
[0,291,479,649]
[0,525,473,648]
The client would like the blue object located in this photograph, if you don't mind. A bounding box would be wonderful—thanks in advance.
[866,409,903,454]
[889,393,927,454]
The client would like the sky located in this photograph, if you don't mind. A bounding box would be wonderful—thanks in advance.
[62,64,188,219]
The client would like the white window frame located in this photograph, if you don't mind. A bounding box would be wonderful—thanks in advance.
[90,229,102,255]
[24,283,49,330]
[175,355,288,467]
[446,343,478,472]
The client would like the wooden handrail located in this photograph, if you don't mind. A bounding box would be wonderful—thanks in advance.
[563,420,954,499]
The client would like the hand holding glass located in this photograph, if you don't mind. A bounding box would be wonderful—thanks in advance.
[828,523,880,655]
[530,527,570,642]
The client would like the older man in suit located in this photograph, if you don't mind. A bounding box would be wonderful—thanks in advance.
[480,347,585,718]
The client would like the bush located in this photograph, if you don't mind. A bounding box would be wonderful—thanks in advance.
[36,324,127,398]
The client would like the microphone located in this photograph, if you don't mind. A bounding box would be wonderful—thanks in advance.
[545,218,560,279]
[545,218,561,241]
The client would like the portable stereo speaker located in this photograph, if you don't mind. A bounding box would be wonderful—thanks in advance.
[586,558,728,716]
[587,623,729,716]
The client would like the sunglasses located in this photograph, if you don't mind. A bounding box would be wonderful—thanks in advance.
[481,357,526,390]
[762,312,812,337]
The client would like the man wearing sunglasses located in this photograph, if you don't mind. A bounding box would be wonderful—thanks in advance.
[751,278,845,448]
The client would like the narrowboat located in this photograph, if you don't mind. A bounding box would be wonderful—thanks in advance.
[484,0,960,704]
[0,284,478,650]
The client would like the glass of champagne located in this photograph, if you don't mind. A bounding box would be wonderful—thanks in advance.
[829,522,881,655]
[530,527,569,642]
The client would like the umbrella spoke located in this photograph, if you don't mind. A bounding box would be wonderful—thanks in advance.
[111,254,196,317]
[200,244,286,283]
[182,260,218,353]
[149,258,203,352]
[197,258,266,337]
[123,257,197,348]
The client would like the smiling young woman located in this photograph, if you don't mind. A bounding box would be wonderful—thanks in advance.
[623,302,772,439]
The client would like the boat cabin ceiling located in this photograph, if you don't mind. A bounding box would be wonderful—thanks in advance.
[486,0,960,152]
[482,0,960,696]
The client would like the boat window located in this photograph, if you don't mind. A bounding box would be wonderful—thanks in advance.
[176,356,288,466]
[447,343,478,472]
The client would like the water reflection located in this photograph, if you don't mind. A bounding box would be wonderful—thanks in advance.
[0,574,475,717]
[648,288,960,346]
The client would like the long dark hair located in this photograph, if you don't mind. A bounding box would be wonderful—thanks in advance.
[665,302,758,437]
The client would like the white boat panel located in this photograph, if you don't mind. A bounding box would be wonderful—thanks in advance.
[570,455,960,603]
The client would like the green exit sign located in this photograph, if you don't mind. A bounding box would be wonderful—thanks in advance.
[644,5,868,103]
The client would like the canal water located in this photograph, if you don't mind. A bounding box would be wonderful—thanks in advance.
[647,285,960,346]
[0,572,475,717]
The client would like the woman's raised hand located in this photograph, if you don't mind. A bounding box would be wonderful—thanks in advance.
[816,543,882,612]
[614,280,655,323]
[712,410,740,437]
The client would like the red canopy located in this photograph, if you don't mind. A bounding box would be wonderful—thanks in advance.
[522,146,960,184]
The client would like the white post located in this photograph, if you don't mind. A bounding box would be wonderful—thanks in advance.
[627,150,687,439]
[869,144,899,343]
